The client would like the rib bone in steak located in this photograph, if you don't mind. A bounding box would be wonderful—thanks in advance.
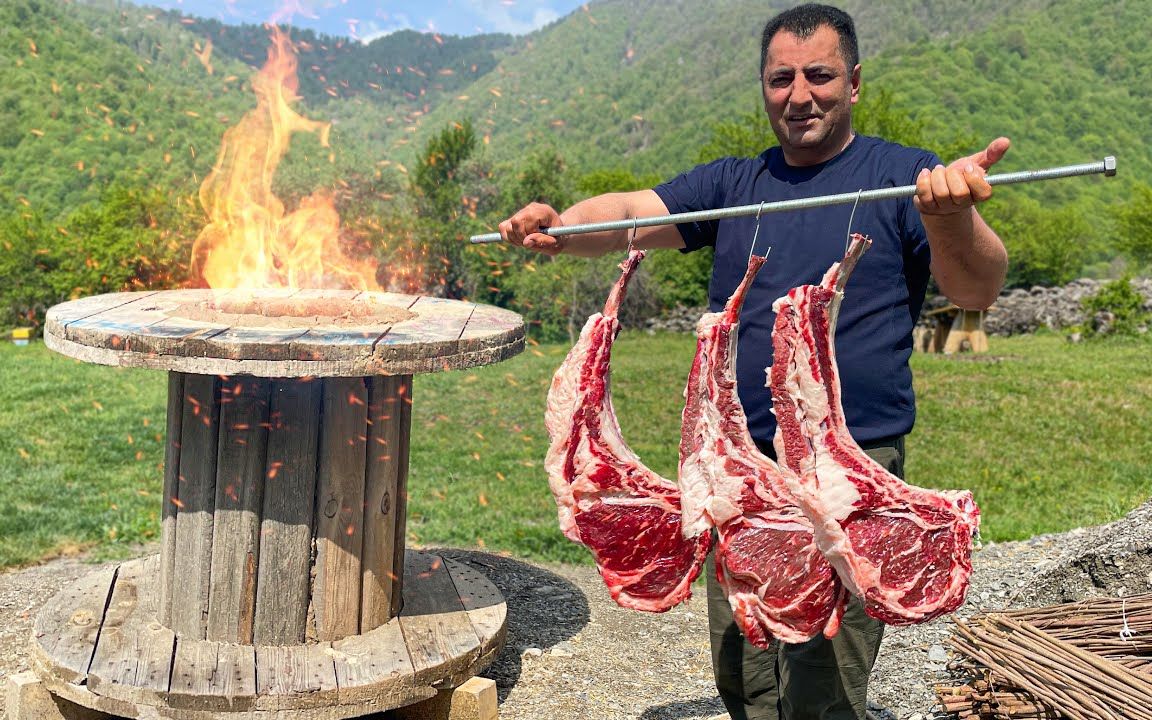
[770,234,980,625]
[680,254,846,645]
[545,250,711,612]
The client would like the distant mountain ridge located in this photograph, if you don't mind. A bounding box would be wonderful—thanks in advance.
[399,0,1147,190]
[2,0,1146,218]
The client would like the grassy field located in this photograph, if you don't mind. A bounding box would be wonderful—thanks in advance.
[1,331,1149,569]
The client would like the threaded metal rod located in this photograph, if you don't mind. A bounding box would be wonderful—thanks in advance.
[470,156,1116,244]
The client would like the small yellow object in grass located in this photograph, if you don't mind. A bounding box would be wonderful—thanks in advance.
[11,327,32,346]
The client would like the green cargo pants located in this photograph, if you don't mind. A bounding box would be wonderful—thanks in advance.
[708,437,905,720]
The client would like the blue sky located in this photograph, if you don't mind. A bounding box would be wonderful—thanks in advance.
[130,0,589,39]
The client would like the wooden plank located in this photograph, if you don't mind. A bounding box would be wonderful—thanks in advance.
[286,291,416,363]
[289,327,391,364]
[391,375,414,618]
[458,303,524,353]
[398,553,482,681]
[169,374,221,640]
[168,639,257,712]
[44,291,161,327]
[375,297,476,362]
[330,618,418,707]
[86,557,175,706]
[313,377,368,641]
[59,291,215,350]
[158,372,184,628]
[202,325,314,361]
[444,559,507,649]
[361,375,408,629]
[31,565,118,685]
[206,376,271,643]
[253,643,337,710]
[253,378,322,645]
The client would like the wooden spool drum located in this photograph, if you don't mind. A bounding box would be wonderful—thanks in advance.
[38,289,524,719]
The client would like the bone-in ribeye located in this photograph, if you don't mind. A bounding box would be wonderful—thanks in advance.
[770,234,981,625]
[545,250,710,612]
[680,254,846,645]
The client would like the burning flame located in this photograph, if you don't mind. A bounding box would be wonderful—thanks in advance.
[191,27,378,290]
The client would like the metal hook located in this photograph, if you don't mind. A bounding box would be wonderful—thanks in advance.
[627,217,639,254]
[747,201,768,264]
[845,188,863,254]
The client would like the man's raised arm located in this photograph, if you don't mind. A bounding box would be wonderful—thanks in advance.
[499,190,685,258]
[916,137,1011,310]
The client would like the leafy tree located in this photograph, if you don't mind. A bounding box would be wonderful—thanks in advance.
[984,196,1098,287]
[576,169,664,197]
[1116,182,1152,271]
[578,167,712,310]
[411,119,479,296]
[694,108,775,163]
[0,184,192,328]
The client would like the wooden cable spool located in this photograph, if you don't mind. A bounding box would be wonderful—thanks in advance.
[35,289,524,718]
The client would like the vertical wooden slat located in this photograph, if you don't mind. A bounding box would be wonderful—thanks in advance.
[253,378,322,645]
[391,375,414,618]
[206,377,271,643]
[170,374,221,639]
[360,375,410,630]
[313,377,369,641]
[158,372,184,628]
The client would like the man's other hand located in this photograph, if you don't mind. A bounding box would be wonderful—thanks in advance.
[915,137,1011,216]
[499,202,566,256]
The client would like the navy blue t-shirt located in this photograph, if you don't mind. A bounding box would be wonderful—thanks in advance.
[653,135,940,444]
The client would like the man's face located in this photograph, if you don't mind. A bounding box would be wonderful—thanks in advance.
[762,25,860,166]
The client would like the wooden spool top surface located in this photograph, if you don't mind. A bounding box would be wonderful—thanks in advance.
[45,289,524,377]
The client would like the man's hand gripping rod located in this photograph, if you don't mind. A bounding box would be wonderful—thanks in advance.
[470,156,1117,244]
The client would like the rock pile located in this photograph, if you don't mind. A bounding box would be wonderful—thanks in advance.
[642,278,1152,338]
[980,277,1152,337]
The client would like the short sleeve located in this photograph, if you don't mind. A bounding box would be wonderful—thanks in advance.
[653,158,737,252]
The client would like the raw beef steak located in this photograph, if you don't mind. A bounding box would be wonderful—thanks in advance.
[770,234,981,625]
[680,254,846,645]
[545,250,710,612]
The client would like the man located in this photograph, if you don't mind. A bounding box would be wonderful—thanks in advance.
[500,4,1007,719]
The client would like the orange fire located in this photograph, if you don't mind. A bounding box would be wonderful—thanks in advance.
[191,27,378,290]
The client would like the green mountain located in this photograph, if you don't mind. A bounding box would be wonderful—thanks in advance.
[0,0,512,215]
[404,0,1147,196]
[5,0,1145,217]
[153,13,515,112]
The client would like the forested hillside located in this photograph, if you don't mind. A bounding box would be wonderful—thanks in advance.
[407,0,1148,190]
[1,0,1149,337]
[156,13,515,111]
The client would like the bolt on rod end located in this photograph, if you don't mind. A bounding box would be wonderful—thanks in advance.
[1104,156,1117,176]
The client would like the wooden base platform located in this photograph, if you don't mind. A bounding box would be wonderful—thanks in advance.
[28,551,506,719]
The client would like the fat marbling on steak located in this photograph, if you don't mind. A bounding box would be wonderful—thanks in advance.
[680,253,846,645]
[545,250,710,612]
[770,234,981,625]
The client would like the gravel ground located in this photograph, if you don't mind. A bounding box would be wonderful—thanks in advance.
[4,501,1151,720]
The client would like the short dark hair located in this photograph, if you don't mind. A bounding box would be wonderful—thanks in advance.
[760,4,859,76]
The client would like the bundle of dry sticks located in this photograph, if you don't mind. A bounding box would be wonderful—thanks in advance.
[936,593,1152,720]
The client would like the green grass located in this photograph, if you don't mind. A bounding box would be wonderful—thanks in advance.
[1,331,1149,569]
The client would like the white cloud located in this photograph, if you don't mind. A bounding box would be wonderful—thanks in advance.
[357,16,415,44]
[463,0,564,35]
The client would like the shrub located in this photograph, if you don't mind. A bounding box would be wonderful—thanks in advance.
[1077,276,1150,338]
